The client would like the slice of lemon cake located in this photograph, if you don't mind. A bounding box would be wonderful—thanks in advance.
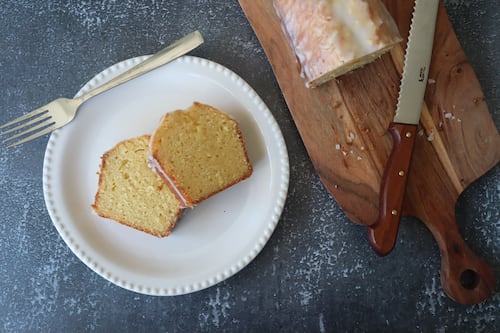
[148,102,253,208]
[92,135,183,237]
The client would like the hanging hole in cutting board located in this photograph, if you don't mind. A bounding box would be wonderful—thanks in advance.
[460,269,480,290]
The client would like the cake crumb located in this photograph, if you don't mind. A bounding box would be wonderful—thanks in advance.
[331,100,342,108]
[427,131,435,142]
[428,79,436,84]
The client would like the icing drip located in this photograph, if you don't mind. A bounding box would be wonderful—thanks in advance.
[147,155,192,208]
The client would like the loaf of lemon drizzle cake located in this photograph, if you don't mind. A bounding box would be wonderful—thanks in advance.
[148,102,253,208]
[274,0,402,87]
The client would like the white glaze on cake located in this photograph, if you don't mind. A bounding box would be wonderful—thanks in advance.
[147,155,191,208]
[274,0,402,87]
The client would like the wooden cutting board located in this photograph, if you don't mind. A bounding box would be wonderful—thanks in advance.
[239,0,500,304]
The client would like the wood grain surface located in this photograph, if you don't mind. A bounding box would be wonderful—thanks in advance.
[239,0,499,304]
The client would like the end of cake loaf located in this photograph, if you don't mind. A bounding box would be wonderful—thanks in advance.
[274,0,403,87]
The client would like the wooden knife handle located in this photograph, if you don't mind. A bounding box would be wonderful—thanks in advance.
[367,123,418,256]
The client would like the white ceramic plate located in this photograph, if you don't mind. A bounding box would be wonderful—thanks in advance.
[42,55,289,296]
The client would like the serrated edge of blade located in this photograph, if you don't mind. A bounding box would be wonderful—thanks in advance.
[394,0,439,125]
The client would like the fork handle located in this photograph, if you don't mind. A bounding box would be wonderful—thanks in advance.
[80,31,204,102]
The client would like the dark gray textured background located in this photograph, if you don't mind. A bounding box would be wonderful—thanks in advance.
[0,0,498,332]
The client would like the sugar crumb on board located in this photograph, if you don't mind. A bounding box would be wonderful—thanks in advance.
[427,130,435,142]
[442,109,462,123]
[347,132,355,143]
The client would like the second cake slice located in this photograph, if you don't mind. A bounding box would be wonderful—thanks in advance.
[92,135,183,237]
[148,102,253,208]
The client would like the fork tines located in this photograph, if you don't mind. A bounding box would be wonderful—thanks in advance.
[0,104,56,147]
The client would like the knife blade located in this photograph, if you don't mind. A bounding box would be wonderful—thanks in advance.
[367,0,440,256]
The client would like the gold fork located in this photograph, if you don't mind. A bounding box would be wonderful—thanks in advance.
[0,30,203,148]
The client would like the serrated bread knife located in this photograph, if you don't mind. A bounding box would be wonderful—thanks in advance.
[367,0,440,256]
